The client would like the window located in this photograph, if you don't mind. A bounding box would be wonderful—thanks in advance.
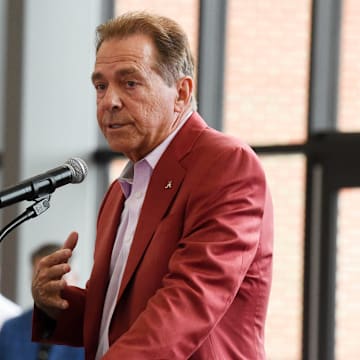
[98,2,360,359]
[224,1,311,146]
[336,188,360,359]
[224,2,312,358]
[337,0,360,132]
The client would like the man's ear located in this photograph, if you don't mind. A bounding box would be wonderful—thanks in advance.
[174,76,193,112]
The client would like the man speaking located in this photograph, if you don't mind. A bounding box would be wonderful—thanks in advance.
[31,11,273,360]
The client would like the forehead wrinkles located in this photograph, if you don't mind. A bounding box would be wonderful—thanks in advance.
[94,58,161,84]
[93,39,164,82]
[96,38,156,64]
[96,54,142,65]
[93,59,152,81]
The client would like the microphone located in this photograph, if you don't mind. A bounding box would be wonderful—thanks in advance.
[0,157,88,208]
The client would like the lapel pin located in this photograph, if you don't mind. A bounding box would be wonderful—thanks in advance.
[165,180,173,189]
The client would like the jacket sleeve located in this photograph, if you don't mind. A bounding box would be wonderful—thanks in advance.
[103,144,270,359]
[32,285,86,347]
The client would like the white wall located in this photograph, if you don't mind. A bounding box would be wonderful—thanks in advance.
[2,0,108,308]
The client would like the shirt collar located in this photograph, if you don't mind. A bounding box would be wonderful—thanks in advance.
[118,110,193,196]
[146,110,193,170]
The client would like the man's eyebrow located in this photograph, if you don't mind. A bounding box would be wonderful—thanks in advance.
[91,68,140,83]
[91,72,103,83]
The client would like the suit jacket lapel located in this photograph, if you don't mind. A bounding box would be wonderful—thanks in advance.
[85,181,125,356]
[117,112,208,300]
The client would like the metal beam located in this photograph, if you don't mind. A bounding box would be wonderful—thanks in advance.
[308,0,342,133]
[197,0,227,130]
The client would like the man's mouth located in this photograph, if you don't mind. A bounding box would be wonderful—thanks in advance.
[109,124,123,129]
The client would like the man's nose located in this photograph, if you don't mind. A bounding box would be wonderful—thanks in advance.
[103,86,122,111]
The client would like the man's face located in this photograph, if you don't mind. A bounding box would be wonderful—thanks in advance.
[92,34,180,162]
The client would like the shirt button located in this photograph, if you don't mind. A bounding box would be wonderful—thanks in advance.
[135,191,142,199]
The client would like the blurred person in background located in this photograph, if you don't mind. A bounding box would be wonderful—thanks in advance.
[0,243,84,359]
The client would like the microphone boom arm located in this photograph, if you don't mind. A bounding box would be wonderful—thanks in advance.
[0,195,51,243]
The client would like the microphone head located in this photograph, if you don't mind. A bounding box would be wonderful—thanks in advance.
[65,157,88,183]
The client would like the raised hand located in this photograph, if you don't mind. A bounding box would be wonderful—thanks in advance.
[31,231,78,319]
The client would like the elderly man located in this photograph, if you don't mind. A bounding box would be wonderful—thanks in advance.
[32,11,273,360]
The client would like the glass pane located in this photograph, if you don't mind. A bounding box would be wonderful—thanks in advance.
[224,1,312,145]
[337,1,360,132]
[335,188,360,359]
[261,154,305,360]
[115,0,199,64]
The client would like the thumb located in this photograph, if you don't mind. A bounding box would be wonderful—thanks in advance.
[63,231,78,252]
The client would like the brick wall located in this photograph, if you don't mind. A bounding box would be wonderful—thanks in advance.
[338,0,360,131]
[223,0,311,145]
[336,189,360,359]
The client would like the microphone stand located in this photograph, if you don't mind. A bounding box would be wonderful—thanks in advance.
[0,195,51,243]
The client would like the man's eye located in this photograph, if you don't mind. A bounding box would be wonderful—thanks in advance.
[126,81,137,88]
[95,84,106,91]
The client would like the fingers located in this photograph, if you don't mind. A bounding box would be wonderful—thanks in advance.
[63,231,78,252]
[32,277,69,318]
[31,231,79,319]
[32,270,70,318]
[36,231,78,270]
[34,278,69,308]
[38,248,72,268]
[43,262,71,280]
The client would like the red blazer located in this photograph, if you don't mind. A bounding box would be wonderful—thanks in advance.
[33,112,273,359]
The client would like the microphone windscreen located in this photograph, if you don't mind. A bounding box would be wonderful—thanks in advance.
[65,158,88,183]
